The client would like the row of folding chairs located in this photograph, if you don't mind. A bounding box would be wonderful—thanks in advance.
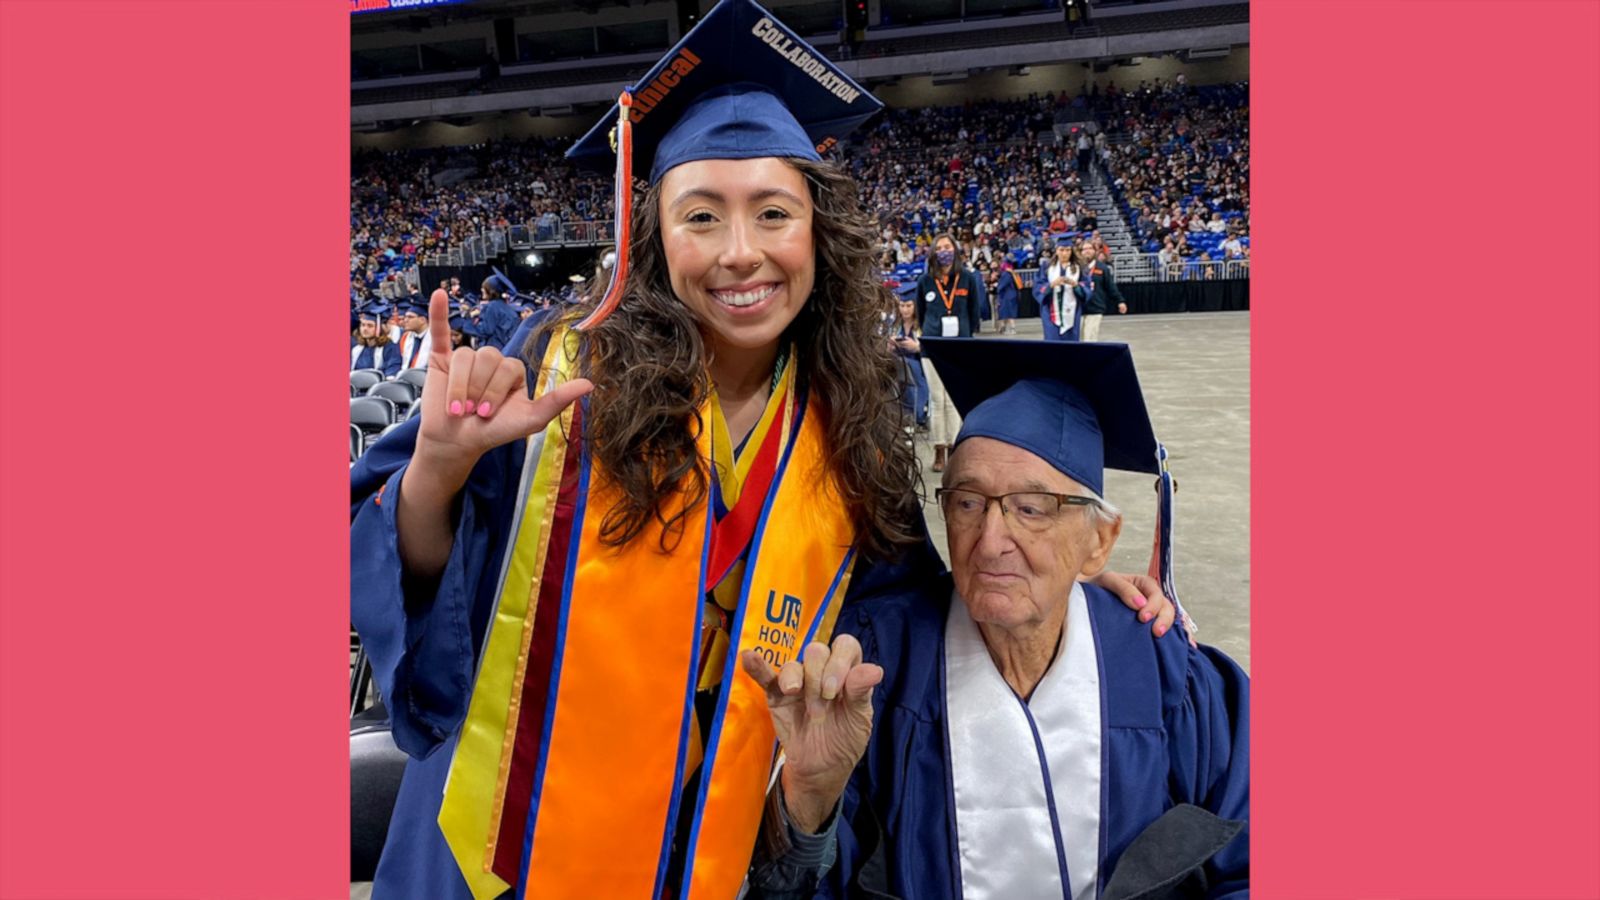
[351,367,426,397]
[351,394,421,461]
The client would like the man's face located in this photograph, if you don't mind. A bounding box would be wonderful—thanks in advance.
[358,319,378,340]
[943,437,1120,631]
[403,312,427,334]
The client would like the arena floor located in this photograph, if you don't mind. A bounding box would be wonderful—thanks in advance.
[918,311,1251,672]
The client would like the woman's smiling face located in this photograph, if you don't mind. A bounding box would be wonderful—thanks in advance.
[658,157,815,358]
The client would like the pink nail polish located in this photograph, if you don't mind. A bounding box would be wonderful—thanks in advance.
[449,400,462,416]
[1133,594,1147,608]
[477,401,492,417]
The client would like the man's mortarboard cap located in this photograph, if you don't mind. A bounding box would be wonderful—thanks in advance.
[922,339,1158,497]
[922,338,1194,635]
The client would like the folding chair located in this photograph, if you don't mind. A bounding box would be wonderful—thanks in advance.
[350,397,397,442]
[350,369,384,394]
[365,380,417,417]
[395,367,428,392]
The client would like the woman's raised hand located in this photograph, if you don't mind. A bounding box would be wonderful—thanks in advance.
[412,289,592,481]
[739,636,882,833]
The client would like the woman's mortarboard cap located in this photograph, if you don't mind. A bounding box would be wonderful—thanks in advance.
[562,0,882,331]
[566,0,882,186]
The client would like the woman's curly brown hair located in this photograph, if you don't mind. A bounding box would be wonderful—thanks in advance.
[532,158,922,561]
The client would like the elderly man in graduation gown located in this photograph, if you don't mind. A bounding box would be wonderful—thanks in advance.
[743,339,1248,900]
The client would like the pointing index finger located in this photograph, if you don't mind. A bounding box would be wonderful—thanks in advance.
[428,289,450,349]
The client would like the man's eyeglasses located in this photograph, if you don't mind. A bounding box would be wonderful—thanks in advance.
[935,488,1101,533]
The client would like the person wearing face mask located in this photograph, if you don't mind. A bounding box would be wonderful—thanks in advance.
[914,233,986,471]
[351,5,1174,897]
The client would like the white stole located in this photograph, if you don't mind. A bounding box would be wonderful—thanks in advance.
[946,584,1103,900]
[351,343,385,372]
[399,331,430,370]
[1048,264,1077,327]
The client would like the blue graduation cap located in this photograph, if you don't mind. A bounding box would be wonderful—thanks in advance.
[486,266,518,300]
[357,303,391,324]
[402,301,429,319]
[922,338,1194,636]
[448,314,470,334]
[564,0,883,331]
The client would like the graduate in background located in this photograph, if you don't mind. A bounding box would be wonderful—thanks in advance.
[994,258,1024,335]
[395,300,432,373]
[743,339,1247,900]
[351,304,401,379]
[475,268,530,351]
[1034,240,1082,342]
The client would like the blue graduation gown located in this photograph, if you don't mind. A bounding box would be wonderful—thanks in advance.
[352,343,402,378]
[475,299,522,352]
[822,585,1249,899]
[1033,272,1081,342]
[350,357,948,899]
[996,273,1022,320]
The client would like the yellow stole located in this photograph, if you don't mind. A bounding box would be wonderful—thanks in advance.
[438,330,856,899]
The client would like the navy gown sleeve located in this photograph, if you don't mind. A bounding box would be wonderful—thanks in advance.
[381,343,402,379]
[350,327,550,760]
[1163,640,1251,897]
[350,418,527,759]
[1033,269,1052,305]
[818,545,957,900]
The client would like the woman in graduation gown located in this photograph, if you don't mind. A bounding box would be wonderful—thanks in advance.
[744,340,1247,900]
[351,4,1174,898]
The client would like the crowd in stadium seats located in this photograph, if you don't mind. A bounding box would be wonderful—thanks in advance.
[350,79,1249,306]
[351,139,615,303]
[1097,80,1250,276]
[849,94,1096,286]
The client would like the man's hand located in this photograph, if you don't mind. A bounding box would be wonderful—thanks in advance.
[1117,302,1128,314]
[740,637,882,834]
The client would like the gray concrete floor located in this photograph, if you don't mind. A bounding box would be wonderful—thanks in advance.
[918,312,1250,672]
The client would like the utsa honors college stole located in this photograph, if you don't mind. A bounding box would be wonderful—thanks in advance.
[438,330,857,899]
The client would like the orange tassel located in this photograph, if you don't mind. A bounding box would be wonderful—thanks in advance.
[575,90,634,332]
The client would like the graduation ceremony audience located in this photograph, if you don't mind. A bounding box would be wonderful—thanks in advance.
[1097,80,1251,270]
[351,81,1249,346]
